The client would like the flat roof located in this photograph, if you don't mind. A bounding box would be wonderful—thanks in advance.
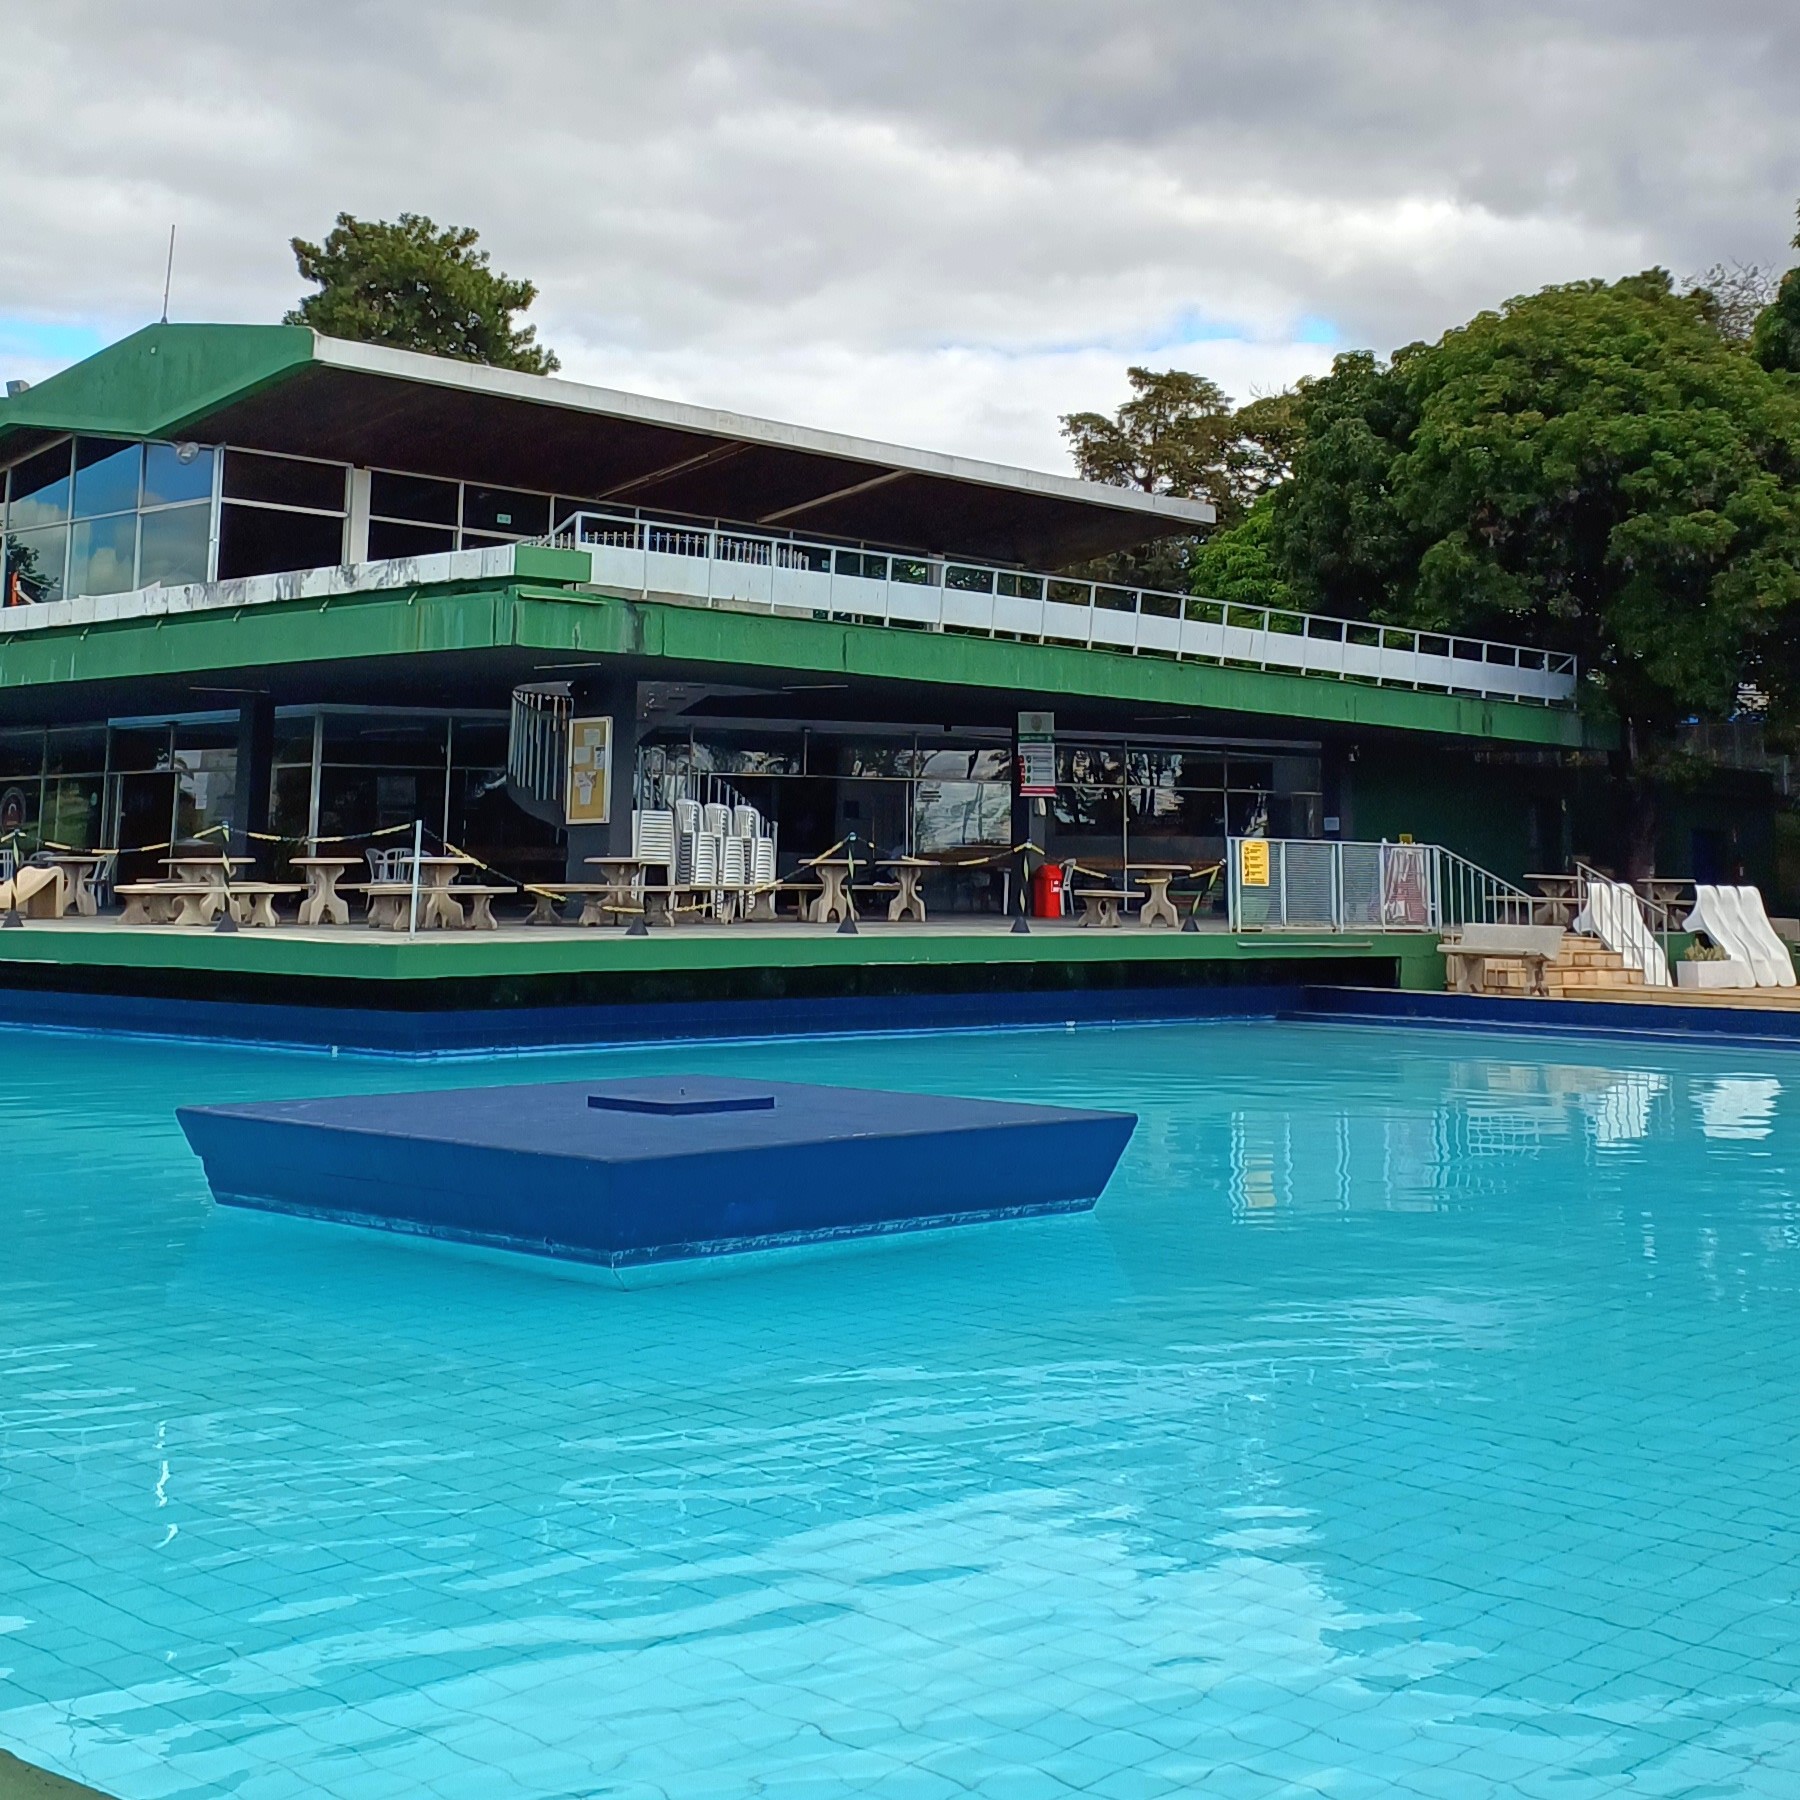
[0,325,1214,567]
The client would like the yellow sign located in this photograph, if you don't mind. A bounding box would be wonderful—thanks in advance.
[564,716,613,825]
[1239,838,1270,887]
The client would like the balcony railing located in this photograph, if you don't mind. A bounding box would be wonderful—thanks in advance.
[543,509,1578,707]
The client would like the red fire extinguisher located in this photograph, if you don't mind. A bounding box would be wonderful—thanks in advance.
[1031,861,1065,919]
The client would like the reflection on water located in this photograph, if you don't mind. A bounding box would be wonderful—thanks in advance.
[3,1022,1800,1798]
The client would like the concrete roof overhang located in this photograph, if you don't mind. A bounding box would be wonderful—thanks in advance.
[0,325,1214,568]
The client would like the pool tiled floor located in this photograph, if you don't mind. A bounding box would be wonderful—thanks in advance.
[2,1022,1799,1795]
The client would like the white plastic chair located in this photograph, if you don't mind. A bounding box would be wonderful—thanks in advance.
[702,802,733,837]
[632,809,676,878]
[732,804,761,840]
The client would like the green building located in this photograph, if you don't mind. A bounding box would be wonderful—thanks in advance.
[0,323,1605,908]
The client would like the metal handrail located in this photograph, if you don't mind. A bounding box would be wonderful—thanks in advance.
[1226,837,1534,931]
[538,508,1578,707]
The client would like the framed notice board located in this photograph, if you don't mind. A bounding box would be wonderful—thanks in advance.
[565,716,613,825]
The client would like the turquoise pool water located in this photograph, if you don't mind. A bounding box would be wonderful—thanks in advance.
[3,1020,1799,1798]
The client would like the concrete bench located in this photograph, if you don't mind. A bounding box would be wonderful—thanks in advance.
[225,882,306,928]
[1073,887,1143,929]
[1441,924,1569,996]
[116,880,214,927]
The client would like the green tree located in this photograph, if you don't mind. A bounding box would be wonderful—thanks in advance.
[1060,368,1305,589]
[1753,205,1800,374]
[285,212,559,374]
[1272,271,1800,871]
[1189,494,1290,609]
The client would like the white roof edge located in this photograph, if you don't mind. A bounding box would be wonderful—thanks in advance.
[309,334,1217,529]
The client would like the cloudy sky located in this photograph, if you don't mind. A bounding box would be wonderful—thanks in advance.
[2,1,1796,470]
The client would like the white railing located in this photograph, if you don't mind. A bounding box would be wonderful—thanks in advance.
[1226,838,1535,932]
[507,684,571,812]
[540,509,1578,706]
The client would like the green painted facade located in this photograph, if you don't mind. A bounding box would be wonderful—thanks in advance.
[0,921,1447,989]
[0,572,1588,749]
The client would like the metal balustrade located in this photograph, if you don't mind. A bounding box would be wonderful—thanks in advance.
[543,509,1578,706]
[1226,838,1535,932]
[507,684,571,813]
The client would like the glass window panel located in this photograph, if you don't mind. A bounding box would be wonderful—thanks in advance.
[272,715,317,765]
[368,520,456,561]
[108,727,172,772]
[1226,758,1275,793]
[44,727,107,775]
[0,776,41,842]
[222,451,346,512]
[458,530,524,553]
[462,487,549,536]
[44,775,103,850]
[72,439,142,519]
[370,470,459,526]
[1172,754,1226,790]
[142,442,216,508]
[1129,785,1225,836]
[321,714,448,768]
[68,513,138,599]
[0,731,45,782]
[449,718,508,767]
[268,764,314,840]
[174,719,240,753]
[1055,746,1124,786]
[913,781,1012,852]
[137,503,211,589]
[217,503,343,579]
[6,525,67,604]
[172,747,237,842]
[1052,785,1124,835]
[1227,791,1271,835]
[918,746,1011,781]
[5,443,72,531]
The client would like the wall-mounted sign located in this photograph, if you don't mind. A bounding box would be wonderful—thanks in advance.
[1017,710,1056,797]
[565,716,613,825]
[1238,838,1270,888]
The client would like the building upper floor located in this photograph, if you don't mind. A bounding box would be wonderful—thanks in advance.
[0,324,1579,715]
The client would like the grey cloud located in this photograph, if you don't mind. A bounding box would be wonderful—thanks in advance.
[0,1,1795,465]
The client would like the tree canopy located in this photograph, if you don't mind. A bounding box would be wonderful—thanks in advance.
[1272,272,1800,756]
[285,212,559,374]
[1753,206,1800,375]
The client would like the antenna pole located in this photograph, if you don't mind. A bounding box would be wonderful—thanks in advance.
[160,225,176,325]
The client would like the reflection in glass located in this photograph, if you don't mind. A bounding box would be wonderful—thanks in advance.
[72,440,142,519]
[217,504,343,579]
[172,748,237,841]
[141,442,216,509]
[6,525,67,603]
[44,727,107,774]
[137,504,211,589]
[222,451,346,512]
[914,780,1010,851]
[6,443,73,531]
[44,777,102,850]
[0,731,45,782]
[370,470,458,526]
[69,513,137,598]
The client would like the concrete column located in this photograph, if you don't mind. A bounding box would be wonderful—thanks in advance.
[230,696,275,862]
[563,674,647,876]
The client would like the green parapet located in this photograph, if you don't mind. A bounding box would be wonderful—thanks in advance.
[0,578,1595,749]
[0,324,316,452]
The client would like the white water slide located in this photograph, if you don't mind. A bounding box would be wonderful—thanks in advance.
[1574,881,1673,987]
[1683,885,1797,988]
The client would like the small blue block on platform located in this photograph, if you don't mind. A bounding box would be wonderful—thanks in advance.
[177,1076,1136,1270]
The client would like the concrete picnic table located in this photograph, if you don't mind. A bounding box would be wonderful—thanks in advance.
[44,851,111,917]
[159,852,254,925]
[876,856,933,922]
[804,856,858,924]
[364,853,481,930]
[291,854,363,926]
[1124,862,1193,930]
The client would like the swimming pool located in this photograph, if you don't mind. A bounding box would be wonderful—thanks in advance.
[3,1020,1798,1798]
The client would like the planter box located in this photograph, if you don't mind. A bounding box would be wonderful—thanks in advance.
[1677,960,1755,990]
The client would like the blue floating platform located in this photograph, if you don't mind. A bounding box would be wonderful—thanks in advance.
[177,1076,1136,1271]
